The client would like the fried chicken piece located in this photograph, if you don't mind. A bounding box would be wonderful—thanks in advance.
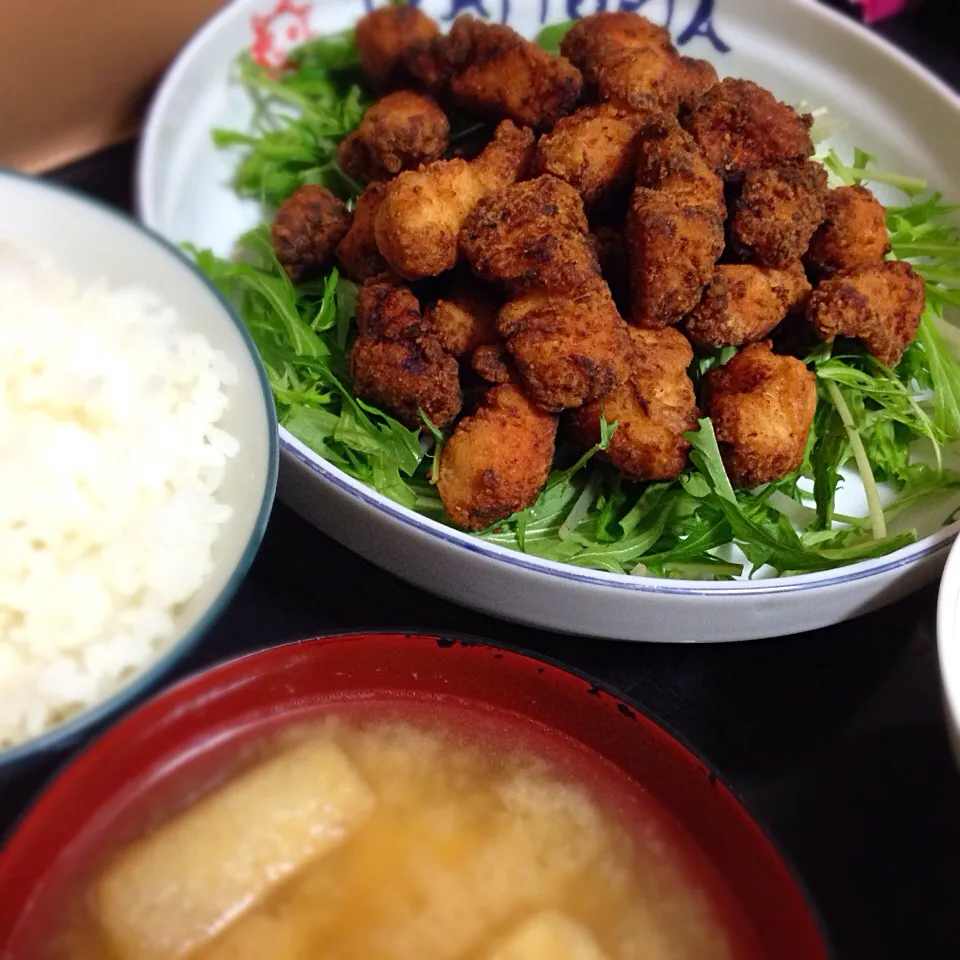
[707,341,816,487]
[270,185,352,283]
[338,91,450,184]
[533,104,646,209]
[682,78,814,177]
[471,342,514,384]
[805,259,924,367]
[498,276,632,412]
[804,184,890,278]
[355,5,439,92]
[589,224,631,314]
[677,56,719,109]
[560,11,684,113]
[436,383,558,530]
[407,15,582,129]
[335,181,389,282]
[460,175,600,293]
[627,187,724,328]
[424,284,500,357]
[634,117,726,219]
[348,279,461,429]
[374,119,535,280]
[685,262,812,348]
[728,160,828,267]
[569,326,697,481]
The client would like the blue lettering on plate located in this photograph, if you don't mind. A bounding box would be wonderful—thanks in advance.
[675,0,730,52]
[439,0,494,21]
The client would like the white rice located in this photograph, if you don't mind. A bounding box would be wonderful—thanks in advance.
[0,254,239,749]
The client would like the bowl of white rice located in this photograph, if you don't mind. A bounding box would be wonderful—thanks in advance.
[0,169,278,772]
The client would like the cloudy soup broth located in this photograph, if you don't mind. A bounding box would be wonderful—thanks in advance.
[25,700,761,960]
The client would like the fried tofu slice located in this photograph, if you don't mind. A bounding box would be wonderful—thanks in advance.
[569,326,697,481]
[682,78,814,177]
[559,11,690,114]
[425,283,501,357]
[349,278,461,428]
[685,262,812,348]
[627,188,724,329]
[460,175,600,294]
[336,181,390,282]
[707,341,816,487]
[498,276,633,412]
[804,184,891,278]
[534,104,646,209]
[437,383,557,529]
[338,91,450,184]
[94,738,375,960]
[355,5,440,92]
[728,159,828,266]
[270,185,352,283]
[407,15,582,129]
[805,259,924,367]
[484,912,610,960]
[374,119,535,280]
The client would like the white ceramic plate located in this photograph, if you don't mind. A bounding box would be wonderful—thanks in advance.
[138,0,960,642]
[937,535,960,765]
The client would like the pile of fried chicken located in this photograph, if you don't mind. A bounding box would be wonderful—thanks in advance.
[270,7,925,530]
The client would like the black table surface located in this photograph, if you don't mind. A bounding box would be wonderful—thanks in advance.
[6,6,960,958]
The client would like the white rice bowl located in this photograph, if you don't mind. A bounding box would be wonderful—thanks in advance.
[0,254,240,749]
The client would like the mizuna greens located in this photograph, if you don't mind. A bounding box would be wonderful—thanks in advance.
[192,22,960,580]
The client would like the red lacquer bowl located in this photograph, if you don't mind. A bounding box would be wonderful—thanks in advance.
[0,633,828,958]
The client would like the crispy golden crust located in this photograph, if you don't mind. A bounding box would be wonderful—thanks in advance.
[335,181,389,282]
[707,341,816,487]
[561,11,672,63]
[676,56,719,110]
[407,16,582,129]
[634,117,726,218]
[626,187,725,328]
[348,279,461,428]
[471,342,514,384]
[374,120,534,280]
[804,184,890,278]
[568,326,697,481]
[682,78,814,177]
[270,185,352,283]
[498,276,632,412]
[728,160,827,267]
[425,285,501,357]
[805,259,924,367]
[460,175,600,293]
[436,383,558,529]
[534,104,646,209]
[685,262,812,348]
[337,91,450,184]
[355,5,439,91]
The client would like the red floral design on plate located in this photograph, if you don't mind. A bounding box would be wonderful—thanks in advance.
[250,0,315,71]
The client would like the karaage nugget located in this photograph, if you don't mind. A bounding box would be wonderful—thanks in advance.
[374,119,535,280]
[706,341,816,487]
[534,104,646,209]
[682,78,814,177]
[805,259,924,367]
[348,278,461,429]
[728,160,828,266]
[627,188,725,328]
[685,262,811,348]
[355,5,439,92]
[677,55,719,110]
[407,15,581,129]
[634,117,726,218]
[568,326,697,481]
[460,175,600,293]
[270,185,352,283]
[337,91,450,184]
[804,184,890,278]
[498,275,632,411]
[560,11,685,114]
[436,383,558,530]
[424,283,500,357]
[471,342,514,384]
[335,181,389,282]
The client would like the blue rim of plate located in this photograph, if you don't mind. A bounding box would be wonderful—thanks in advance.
[0,167,280,770]
[136,0,960,600]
